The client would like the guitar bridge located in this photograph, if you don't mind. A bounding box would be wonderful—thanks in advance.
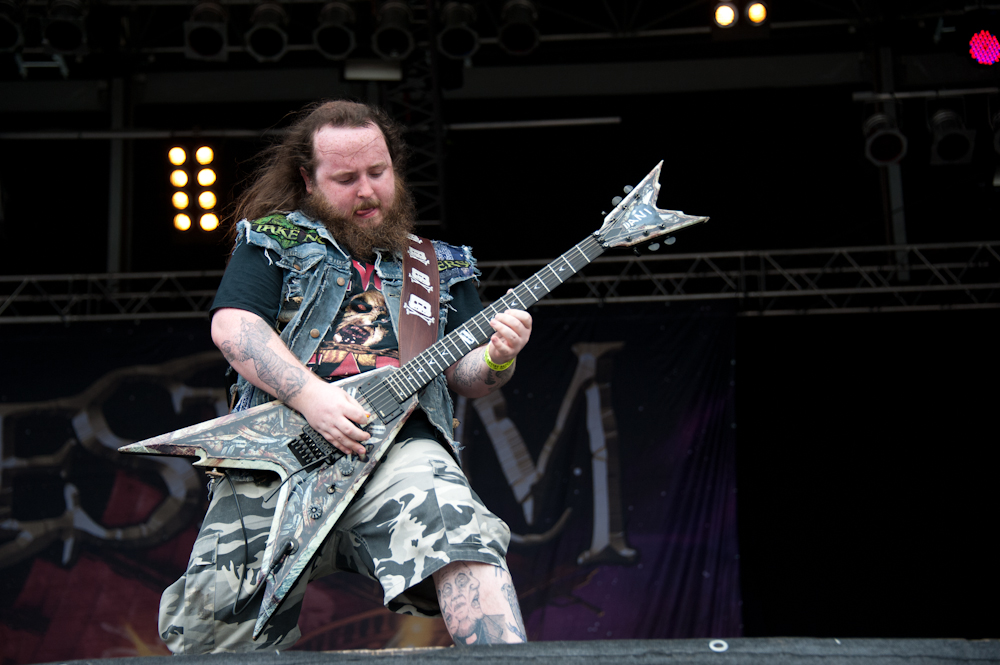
[288,425,340,468]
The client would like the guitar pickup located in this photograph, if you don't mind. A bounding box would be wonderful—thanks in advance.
[288,425,341,468]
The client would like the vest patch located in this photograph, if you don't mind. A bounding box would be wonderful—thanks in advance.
[250,214,326,249]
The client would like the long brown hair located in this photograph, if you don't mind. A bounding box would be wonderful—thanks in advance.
[230,99,410,229]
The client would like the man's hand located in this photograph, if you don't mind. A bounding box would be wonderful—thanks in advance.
[446,308,532,399]
[212,307,369,456]
[288,381,370,457]
[486,309,532,365]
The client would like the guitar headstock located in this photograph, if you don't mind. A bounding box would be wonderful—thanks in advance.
[595,161,708,249]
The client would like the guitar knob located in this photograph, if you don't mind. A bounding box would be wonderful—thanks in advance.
[612,196,623,205]
[624,185,633,193]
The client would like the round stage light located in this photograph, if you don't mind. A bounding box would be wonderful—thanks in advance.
[172,191,190,209]
[714,3,737,28]
[746,2,767,25]
[198,190,217,209]
[196,146,214,165]
[170,169,189,187]
[969,30,1000,65]
[168,147,187,165]
[197,168,217,186]
[200,213,220,231]
[174,213,192,231]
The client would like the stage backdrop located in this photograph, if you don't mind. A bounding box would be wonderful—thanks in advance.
[0,303,739,661]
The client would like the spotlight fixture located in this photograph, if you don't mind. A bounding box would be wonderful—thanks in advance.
[930,109,976,165]
[184,1,227,62]
[200,213,220,231]
[372,0,414,61]
[713,2,737,28]
[498,0,539,56]
[437,2,479,60]
[170,144,219,231]
[863,113,907,166]
[745,2,768,25]
[0,0,22,53]
[43,0,86,55]
[245,2,288,63]
[968,29,1000,65]
[313,1,355,60]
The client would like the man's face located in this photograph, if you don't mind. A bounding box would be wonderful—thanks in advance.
[440,563,484,638]
[301,124,396,228]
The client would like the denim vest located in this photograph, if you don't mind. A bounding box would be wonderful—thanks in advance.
[229,210,479,460]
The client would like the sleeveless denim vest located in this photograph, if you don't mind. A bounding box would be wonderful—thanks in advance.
[229,210,479,461]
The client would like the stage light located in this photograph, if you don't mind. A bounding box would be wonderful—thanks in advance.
[863,113,907,166]
[185,2,227,61]
[174,214,192,231]
[0,0,23,53]
[170,170,189,188]
[714,3,737,28]
[195,146,214,165]
[438,2,479,60]
[168,147,187,166]
[172,192,190,209]
[930,110,976,165]
[245,2,288,63]
[969,29,1000,65]
[198,191,217,209]
[498,0,539,55]
[200,214,220,231]
[197,168,216,186]
[314,1,355,60]
[44,0,86,54]
[372,1,414,60]
[746,2,768,25]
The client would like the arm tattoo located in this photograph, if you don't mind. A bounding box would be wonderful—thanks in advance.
[451,352,515,392]
[220,317,308,402]
[502,583,527,641]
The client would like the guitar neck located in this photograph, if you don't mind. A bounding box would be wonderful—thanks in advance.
[384,234,605,400]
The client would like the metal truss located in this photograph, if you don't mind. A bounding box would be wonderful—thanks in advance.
[0,271,224,324]
[381,1,446,229]
[475,241,1000,316]
[2,243,998,324]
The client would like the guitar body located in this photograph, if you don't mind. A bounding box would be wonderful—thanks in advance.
[120,366,417,636]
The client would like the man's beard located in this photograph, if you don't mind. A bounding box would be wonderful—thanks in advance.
[301,176,416,260]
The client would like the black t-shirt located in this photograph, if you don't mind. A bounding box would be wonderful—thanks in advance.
[212,240,483,442]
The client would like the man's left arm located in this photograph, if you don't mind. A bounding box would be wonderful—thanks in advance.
[445,309,531,399]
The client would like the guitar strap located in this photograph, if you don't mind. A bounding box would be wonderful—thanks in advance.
[398,234,439,364]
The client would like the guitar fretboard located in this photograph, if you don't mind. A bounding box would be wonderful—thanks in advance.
[384,234,605,401]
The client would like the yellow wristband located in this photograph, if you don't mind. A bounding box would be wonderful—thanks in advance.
[483,347,514,372]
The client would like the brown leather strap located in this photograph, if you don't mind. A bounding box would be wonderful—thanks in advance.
[398,234,439,365]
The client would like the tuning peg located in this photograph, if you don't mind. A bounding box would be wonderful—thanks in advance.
[624,185,633,194]
[632,247,641,257]
[601,211,607,216]
[612,196,623,205]
[665,236,676,245]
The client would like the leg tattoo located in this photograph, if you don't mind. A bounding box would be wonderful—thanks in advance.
[435,562,526,646]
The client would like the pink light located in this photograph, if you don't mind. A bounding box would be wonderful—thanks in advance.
[969,30,1000,65]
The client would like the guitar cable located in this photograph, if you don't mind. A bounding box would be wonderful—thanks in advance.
[223,470,294,617]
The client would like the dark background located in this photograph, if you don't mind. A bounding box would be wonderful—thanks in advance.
[1,0,998,641]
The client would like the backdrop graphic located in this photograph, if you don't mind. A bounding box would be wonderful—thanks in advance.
[0,304,739,661]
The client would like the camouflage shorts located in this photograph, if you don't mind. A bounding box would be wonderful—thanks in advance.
[158,437,511,654]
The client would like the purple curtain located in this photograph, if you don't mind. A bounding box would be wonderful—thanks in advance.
[0,304,740,661]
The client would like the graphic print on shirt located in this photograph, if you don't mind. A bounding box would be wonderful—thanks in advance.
[307,260,400,378]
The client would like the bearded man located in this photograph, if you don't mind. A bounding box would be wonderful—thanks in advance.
[158,100,530,652]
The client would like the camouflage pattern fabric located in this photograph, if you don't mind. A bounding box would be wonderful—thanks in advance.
[158,437,511,654]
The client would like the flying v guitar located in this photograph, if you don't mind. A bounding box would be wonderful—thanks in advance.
[119,161,708,639]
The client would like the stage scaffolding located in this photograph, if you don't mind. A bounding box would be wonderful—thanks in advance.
[1,242,998,324]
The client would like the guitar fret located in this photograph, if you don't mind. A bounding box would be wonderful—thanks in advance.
[387,232,608,402]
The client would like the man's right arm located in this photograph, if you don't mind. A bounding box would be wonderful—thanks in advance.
[212,307,370,455]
